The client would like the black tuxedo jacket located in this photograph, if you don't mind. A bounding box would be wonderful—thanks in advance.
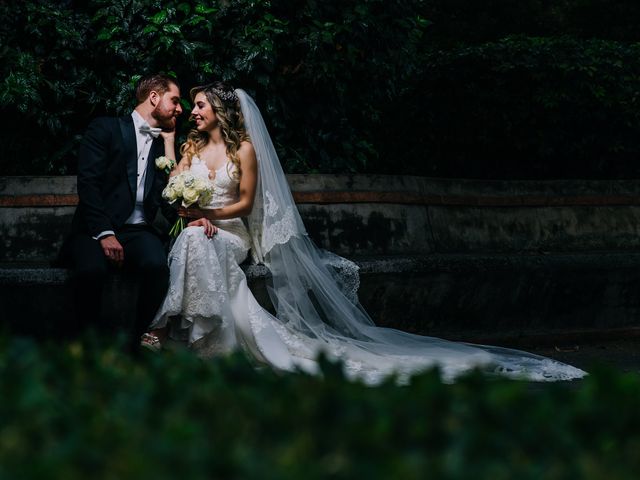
[71,115,170,237]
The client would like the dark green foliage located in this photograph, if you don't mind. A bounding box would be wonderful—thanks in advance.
[421,0,560,46]
[392,36,640,178]
[0,0,427,175]
[0,335,639,479]
[0,1,97,174]
[4,1,640,177]
[421,0,640,45]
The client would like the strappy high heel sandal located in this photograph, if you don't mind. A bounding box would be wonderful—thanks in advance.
[140,333,162,352]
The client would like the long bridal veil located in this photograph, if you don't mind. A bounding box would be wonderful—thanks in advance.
[236,89,586,383]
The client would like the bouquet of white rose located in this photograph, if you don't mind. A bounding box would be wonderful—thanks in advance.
[162,171,215,237]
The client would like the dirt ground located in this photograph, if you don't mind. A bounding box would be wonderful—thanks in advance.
[528,338,640,375]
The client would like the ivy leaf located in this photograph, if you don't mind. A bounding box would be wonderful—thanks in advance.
[96,29,112,41]
[151,10,167,25]
[195,4,217,15]
[163,24,181,35]
[177,3,191,16]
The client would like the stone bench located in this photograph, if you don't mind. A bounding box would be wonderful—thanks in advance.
[3,252,640,344]
[3,175,640,343]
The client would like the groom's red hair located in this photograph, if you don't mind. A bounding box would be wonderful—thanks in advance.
[135,74,179,104]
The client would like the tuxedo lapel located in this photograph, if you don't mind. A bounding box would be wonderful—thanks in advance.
[144,137,163,199]
[119,116,138,199]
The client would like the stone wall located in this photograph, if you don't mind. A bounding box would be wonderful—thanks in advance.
[2,175,640,342]
[4,175,640,262]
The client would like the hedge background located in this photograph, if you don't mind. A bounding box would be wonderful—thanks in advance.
[0,334,639,479]
[2,0,640,178]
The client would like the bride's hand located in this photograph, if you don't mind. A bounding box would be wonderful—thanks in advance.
[178,206,205,219]
[159,129,176,142]
[187,217,218,238]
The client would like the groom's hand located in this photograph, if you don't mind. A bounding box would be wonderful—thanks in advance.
[100,235,124,267]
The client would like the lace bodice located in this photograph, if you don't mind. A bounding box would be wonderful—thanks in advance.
[190,156,240,209]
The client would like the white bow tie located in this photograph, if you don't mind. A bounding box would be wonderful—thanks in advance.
[139,124,162,138]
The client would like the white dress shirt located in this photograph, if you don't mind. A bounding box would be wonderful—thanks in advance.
[94,111,156,240]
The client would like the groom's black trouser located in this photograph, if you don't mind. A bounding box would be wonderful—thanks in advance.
[68,225,169,352]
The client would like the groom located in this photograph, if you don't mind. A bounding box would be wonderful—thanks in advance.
[63,73,182,352]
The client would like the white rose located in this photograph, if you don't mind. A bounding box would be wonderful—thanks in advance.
[162,184,179,203]
[182,187,199,206]
[155,156,170,170]
[183,173,196,188]
[194,177,207,191]
[198,190,213,207]
[172,173,186,192]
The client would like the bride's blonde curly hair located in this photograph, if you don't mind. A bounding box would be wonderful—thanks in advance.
[181,81,249,179]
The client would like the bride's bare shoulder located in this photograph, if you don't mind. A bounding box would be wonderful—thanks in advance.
[238,141,256,165]
[238,140,255,154]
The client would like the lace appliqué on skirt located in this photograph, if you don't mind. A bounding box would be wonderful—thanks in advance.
[150,226,250,345]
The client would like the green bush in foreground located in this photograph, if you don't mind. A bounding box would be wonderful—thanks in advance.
[0,335,639,479]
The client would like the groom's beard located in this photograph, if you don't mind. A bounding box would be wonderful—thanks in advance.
[151,105,178,131]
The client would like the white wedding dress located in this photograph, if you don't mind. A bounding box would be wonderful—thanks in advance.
[150,158,586,384]
[151,89,586,384]
[151,157,317,373]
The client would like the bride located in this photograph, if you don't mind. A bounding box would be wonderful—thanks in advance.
[143,81,586,384]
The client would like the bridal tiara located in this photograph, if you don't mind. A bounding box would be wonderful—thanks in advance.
[210,87,238,103]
